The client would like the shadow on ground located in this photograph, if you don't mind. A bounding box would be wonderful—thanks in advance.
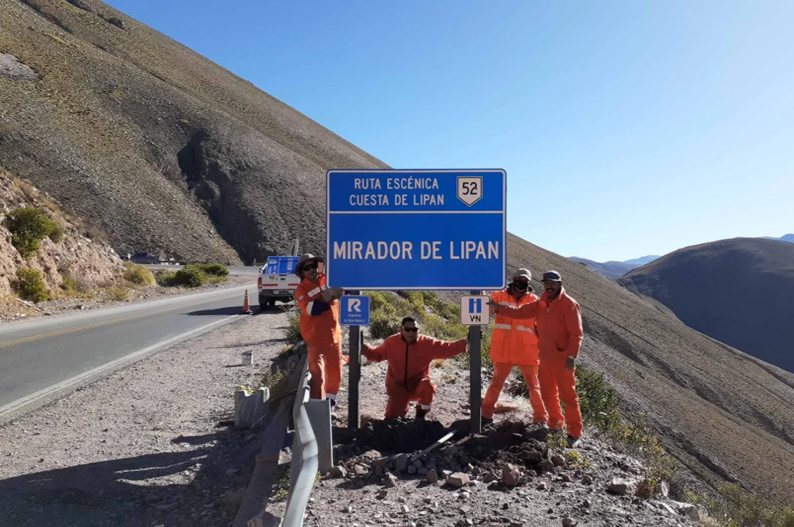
[0,422,267,527]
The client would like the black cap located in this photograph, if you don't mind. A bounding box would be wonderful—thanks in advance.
[541,270,562,282]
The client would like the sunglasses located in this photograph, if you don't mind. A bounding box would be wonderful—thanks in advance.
[402,327,419,332]
[302,263,318,271]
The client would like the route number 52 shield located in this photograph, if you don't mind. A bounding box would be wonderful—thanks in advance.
[456,176,483,206]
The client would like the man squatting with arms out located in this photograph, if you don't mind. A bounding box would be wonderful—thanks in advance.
[294,254,344,411]
[481,268,547,426]
[362,316,468,420]
[491,270,584,448]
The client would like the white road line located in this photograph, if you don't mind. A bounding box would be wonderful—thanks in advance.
[0,313,240,423]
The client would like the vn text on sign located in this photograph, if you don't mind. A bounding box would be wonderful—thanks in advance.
[326,170,506,289]
[340,295,371,326]
[460,295,490,326]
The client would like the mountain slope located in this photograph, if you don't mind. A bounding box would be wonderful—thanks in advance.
[1,0,792,505]
[569,257,635,279]
[509,234,794,504]
[618,237,794,373]
[0,0,386,263]
[569,254,659,279]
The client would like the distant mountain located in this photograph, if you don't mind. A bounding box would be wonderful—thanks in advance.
[569,254,659,279]
[779,234,794,243]
[623,255,660,266]
[619,238,794,372]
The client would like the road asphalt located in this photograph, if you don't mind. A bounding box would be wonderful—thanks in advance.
[0,283,254,422]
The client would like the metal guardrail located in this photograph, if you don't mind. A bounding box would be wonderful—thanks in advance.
[233,347,318,527]
[279,354,319,527]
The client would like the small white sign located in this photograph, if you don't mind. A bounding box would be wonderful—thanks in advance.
[456,176,483,206]
[460,295,490,325]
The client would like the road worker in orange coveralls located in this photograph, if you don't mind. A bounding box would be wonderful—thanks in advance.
[482,268,547,426]
[491,270,584,447]
[294,254,344,410]
[362,316,468,420]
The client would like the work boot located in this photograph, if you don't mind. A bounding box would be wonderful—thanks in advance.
[566,435,581,448]
[415,405,429,421]
[481,416,494,426]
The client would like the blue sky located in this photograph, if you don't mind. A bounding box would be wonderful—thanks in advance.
[106,1,793,261]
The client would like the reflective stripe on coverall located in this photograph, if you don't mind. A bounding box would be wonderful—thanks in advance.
[497,288,584,437]
[363,333,467,418]
[295,273,342,399]
[482,289,546,422]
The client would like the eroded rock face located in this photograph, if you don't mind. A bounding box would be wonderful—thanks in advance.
[0,53,37,80]
[0,171,124,304]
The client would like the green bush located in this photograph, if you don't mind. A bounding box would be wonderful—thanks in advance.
[15,267,49,302]
[4,207,63,257]
[104,285,130,301]
[155,270,177,286]
[575,367,622,430]
[193,263,229,277]
[123,262,156,286]
[286,312,302,343]
[173,266,207,287]
[368,310,401,339]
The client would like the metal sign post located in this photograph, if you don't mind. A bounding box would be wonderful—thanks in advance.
[463,291,489,434]
[327,169,506,432]
[348,325,361,430]
[469,323,482,434]
[341,291,365,430]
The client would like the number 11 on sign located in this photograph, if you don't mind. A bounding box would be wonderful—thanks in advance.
[461,295,490,326]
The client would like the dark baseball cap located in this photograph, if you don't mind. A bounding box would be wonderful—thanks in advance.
[541,270,562,282]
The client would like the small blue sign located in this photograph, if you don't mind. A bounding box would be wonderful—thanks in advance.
[340,295,371,326]
[327,169,506,290]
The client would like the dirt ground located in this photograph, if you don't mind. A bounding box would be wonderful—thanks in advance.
[0,299,703,526]
[0,304,292,527]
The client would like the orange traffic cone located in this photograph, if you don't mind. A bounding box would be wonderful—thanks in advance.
[241,289,253,314]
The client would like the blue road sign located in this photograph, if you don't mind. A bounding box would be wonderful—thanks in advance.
[327,169,506,289]
[340,295,371,326]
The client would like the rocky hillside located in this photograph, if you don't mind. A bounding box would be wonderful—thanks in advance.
[0,0,386,264]
[507,234,794,505]
[1,0,792,507]
[618,237,794,372]
[0,169,124,316]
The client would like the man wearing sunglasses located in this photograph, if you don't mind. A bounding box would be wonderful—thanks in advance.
[294,254,344,409]
[362,316,468,420]
[482,268,546,427]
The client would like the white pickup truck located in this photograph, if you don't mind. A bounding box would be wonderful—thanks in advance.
[257,256,301,308]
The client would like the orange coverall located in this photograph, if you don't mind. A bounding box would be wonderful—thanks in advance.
[363,334,467,419]
[295,273,342,400]
[496,288,584,438]
[482,288,546,423]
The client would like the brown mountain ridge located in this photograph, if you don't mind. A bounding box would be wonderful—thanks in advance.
[619,237,794,373]
[1,0,792,506]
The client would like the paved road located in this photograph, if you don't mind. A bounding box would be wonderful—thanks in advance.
[0,284,255,421]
